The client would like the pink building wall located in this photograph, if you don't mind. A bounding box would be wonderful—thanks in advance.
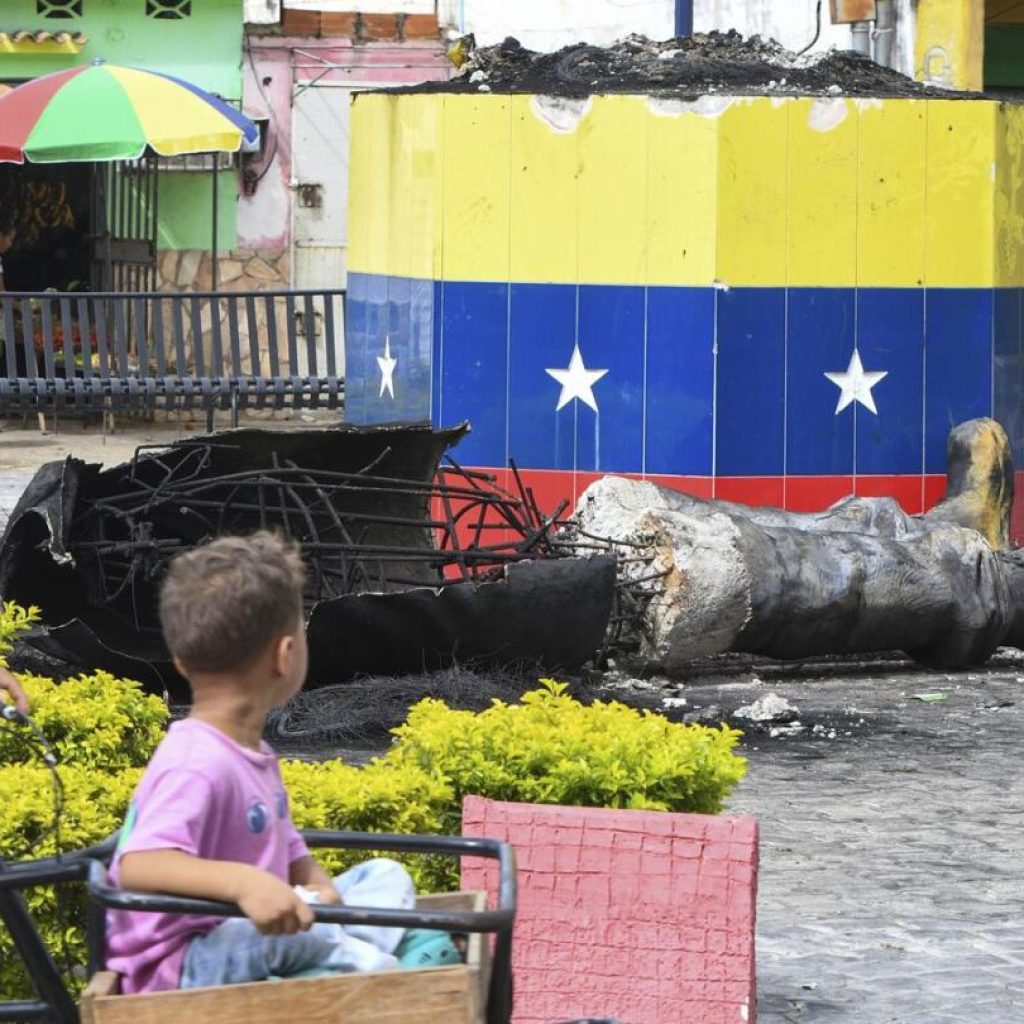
[239,33,449,259]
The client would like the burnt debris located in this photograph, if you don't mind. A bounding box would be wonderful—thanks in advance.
[0,425,614,697]
[403,31,975,99]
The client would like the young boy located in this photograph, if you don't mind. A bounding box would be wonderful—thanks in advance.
[105,532,415,993]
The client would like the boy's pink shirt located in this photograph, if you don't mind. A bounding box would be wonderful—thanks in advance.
[105,717,309,993]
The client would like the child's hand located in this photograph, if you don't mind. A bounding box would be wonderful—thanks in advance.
[288,856,343,906]
[234,868,316,935]
[305,881,342,906]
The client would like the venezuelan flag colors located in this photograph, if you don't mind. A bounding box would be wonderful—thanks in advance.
[345,91,1024,523]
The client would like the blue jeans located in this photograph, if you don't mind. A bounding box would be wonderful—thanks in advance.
[180,858,415,988]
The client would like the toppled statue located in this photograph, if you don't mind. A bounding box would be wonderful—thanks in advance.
[566,418,1022,672]
[0,424,614,696]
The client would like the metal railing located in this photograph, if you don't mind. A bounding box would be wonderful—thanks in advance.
[0,288,345,426]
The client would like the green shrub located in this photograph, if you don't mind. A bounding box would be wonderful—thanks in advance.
[385,678,746,819]
[0,603,168,997]
[283,759,456,892]
[0,673,168,770]
[0,600,747,999]
[0,763,141,998]
[0,601,39,655]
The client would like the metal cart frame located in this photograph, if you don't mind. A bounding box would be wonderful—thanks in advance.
[0,830,516,1024]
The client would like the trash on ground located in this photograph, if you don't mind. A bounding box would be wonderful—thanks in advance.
[733,692,800,723]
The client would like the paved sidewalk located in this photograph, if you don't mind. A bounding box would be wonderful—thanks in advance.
[0,411,341,474]
[0,416,333,532]
[678,653,1024,1023]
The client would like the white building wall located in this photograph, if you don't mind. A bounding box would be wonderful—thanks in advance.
[245,0,281,24]
[693,1,849,54]
[440,0,914,76]
[288,0,435,10]
[439,0,674,50]
[694,0,915,75]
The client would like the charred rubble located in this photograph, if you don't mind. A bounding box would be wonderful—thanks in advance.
[0,424,615,698]
[406,31,975,99]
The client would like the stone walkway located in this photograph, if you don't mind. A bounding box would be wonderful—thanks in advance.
[677,653,1024,1023]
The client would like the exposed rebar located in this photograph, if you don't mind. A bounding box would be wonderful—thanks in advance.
[70,444,575,611]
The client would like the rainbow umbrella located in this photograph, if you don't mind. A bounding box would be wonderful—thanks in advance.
[0,61,258,164]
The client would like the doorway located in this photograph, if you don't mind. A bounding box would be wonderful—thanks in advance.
[0,161,92,292]
[90,158,159,293]
[0,158,159,293]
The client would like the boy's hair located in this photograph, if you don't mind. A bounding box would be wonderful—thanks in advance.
[159,532,306,674]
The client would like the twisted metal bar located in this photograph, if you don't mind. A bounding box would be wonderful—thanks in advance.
[69,445,574,610]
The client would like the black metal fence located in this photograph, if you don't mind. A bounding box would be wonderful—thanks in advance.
[0,288,345,424]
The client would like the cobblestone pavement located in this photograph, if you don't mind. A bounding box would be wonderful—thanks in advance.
[2,423,1021,1022]
[672,652,1024,1024]
[319,651,1024,1023]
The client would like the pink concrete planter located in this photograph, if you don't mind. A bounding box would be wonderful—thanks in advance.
[461,796,758,1024]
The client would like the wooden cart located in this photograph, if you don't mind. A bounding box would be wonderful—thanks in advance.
[1,830,516,1024]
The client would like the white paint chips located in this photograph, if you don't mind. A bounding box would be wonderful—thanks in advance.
[646,95,735,119]
[530,94,592,133]
[808,97,849,132]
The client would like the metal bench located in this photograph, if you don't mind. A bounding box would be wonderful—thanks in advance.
[0,289,345,431]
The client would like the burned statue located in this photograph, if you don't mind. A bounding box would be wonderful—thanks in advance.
[567,418,1024,672]
[0,424,615,697]
[2,416,1023,692]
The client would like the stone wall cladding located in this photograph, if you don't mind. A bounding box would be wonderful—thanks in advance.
[158,248,290,294]
[461,796,758,1024]
[155,248,292,380]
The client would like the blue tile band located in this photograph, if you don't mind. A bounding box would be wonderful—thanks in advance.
[347,274,1013,481]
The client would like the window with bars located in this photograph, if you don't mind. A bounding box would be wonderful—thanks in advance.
[146,0,191,18]
[37,0,83,17]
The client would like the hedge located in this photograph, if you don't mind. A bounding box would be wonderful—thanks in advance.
[0,604,746,997]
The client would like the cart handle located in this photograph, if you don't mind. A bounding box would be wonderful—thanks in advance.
[0,836,118,891]
[87,829,517,1024]
[87,831,516,934]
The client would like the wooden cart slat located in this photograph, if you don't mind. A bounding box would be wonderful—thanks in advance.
[81,892,489,1024]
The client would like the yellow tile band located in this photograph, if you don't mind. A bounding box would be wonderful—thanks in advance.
[348,92,1016,289]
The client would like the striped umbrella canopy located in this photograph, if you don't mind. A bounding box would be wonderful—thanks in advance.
[0,61,258,164]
